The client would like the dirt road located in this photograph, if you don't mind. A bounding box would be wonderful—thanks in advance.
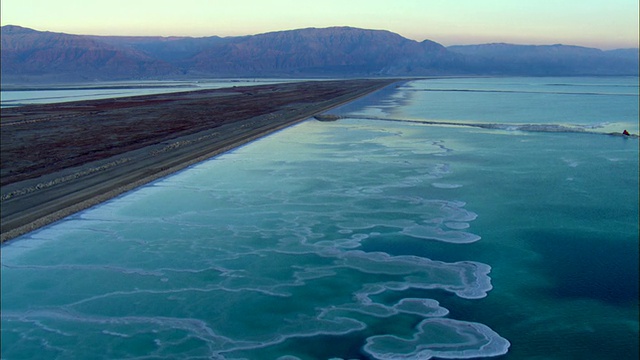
[1,79,396,242]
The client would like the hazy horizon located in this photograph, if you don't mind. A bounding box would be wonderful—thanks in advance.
[1,0,638,50]
[3,23,639,52]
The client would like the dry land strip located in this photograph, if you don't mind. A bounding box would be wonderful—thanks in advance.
[1,79,397,242]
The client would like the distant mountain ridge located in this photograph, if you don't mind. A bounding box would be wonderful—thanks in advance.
[1,25,182,82]
[1,25,637,83]
[448,43,639,75]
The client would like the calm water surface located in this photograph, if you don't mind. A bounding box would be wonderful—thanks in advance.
[1,77,638,359]
[0,79,297,108]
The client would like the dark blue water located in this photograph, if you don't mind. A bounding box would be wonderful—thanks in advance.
[2,77,638,359]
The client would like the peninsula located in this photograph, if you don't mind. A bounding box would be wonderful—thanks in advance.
[1,79,396,242]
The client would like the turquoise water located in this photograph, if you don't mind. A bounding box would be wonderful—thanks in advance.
[1,77,638,359]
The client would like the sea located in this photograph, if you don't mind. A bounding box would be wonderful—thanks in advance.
[1,76,638,359]
[0,79,296,108]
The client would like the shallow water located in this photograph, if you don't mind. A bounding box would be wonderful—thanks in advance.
[0,79,296,108]
[2,77,638,359]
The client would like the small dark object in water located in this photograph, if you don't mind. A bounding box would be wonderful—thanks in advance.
[622,130,630,136]
[314,114,341,122]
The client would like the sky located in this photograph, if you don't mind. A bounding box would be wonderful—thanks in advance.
[1,0,638,49]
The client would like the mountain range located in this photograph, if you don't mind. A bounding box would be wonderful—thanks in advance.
[1,25,638,83]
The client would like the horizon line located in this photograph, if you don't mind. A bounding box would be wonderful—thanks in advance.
[2,24,638,51]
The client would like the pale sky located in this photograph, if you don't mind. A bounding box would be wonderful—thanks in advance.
[1,0,638,49]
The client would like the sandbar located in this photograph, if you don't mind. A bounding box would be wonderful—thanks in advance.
[1,79,397,242]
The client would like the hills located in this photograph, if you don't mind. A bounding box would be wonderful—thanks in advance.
[448,43,639,75]
[1,25,638,83]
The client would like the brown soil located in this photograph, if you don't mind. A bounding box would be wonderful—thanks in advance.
[1,79,397,242]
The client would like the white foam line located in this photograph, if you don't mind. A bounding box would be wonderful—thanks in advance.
[342,115,629,136]
[363,318,511,359]
[1,263,165,277]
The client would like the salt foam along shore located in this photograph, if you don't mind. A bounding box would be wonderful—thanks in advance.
[1,117,510,358]
[1,79,398,243]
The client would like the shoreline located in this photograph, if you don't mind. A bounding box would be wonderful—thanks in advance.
[1,79,397,243]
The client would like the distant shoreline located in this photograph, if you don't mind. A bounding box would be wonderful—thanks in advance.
[0,79,397,243]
